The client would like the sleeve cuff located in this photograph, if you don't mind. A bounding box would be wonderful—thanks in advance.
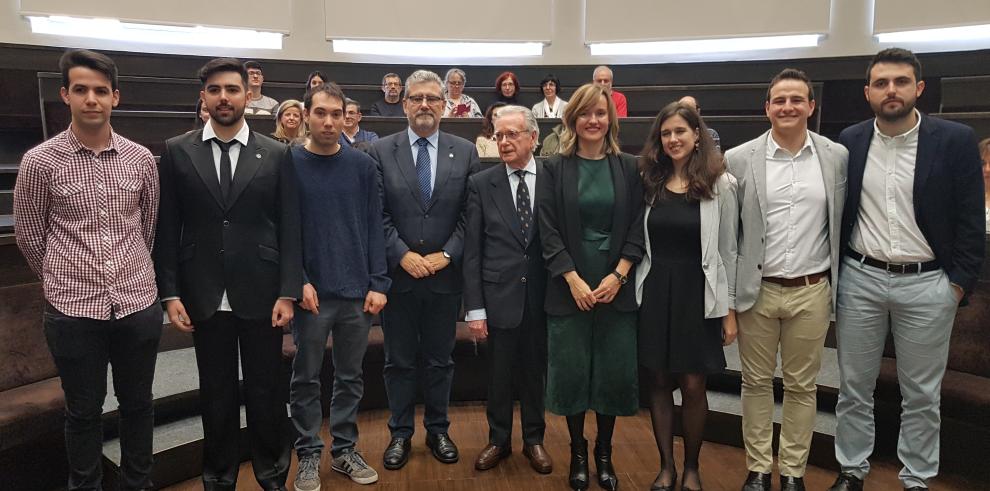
[465,309,487,321]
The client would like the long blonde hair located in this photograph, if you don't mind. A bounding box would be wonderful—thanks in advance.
[272,99,307,143]
[557,83,621,157]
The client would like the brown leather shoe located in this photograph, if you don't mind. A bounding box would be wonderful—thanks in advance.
[474,443,511,470]
[523,444,553,474]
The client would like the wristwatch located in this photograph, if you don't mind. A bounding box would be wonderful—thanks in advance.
[611,270,628,285]
[441,250,451,260]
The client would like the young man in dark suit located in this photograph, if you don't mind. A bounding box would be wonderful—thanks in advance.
[154,58,302,491]
[463,106,552,475]
[367,69,480,470]
[828,48,985,491]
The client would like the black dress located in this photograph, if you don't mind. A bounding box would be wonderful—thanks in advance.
[638,190,726,374]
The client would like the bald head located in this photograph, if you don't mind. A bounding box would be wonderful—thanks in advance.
[679,96,700,113]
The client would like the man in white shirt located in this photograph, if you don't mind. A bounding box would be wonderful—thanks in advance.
[726,69,848,491]
[828,48,984,491]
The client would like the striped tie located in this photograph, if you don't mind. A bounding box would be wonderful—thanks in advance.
[415,137,432,207]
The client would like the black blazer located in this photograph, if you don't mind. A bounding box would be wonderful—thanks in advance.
[839,114,985,293]
[463,162,547,330]
[368,129,481,294]
[537,152,646,316]
[154,129,303,322]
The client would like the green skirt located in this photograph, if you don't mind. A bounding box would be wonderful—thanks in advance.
[545,305,639,416]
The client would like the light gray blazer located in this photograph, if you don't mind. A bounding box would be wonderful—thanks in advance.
[725,130,848,314]
[635,172,738,319]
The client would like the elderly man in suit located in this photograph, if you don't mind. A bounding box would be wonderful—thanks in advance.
[368,69,480,470]
[154,58,302,491]
[726,68,848,491]
[828,48,984,491]
[463,105,553,475]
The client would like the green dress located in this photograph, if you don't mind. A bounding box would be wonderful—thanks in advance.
[545,157,640,416]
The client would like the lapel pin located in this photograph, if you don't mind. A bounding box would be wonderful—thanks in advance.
[256,153,262,159]
[449,153,454,159]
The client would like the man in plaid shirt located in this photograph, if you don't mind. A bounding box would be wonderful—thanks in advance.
[13,49,162,491]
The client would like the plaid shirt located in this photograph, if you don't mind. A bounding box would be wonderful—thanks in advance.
[14,128,159,320]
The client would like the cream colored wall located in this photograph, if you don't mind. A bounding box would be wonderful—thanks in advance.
[1,0,989,65]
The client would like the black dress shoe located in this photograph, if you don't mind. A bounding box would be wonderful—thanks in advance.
[781,475,805,491]
[383,437,411,470]
[827,472,863,491]
[741,471,771,491]
[425,432,459,463]
[593,441,618,491]
[569,439,589,491]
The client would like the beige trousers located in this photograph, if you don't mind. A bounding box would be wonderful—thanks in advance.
[737,279,831,477]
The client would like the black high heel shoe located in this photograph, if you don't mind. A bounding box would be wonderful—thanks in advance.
[568,439,589,490]
[593,441,619,491]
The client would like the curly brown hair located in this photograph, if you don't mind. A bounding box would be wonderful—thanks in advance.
[639,102,724,203]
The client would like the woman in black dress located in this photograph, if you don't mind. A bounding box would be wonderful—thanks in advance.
[635,102,738,491]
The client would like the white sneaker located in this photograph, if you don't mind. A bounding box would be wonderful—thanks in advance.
[294,453,321,491]
[332,449,380,485]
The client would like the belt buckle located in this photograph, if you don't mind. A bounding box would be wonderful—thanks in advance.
[886,263,905,274]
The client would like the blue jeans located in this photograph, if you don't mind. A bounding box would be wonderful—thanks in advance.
[290,298,370,457]
[43,302,162,491]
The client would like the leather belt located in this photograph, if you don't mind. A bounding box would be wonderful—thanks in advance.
[763,270,830,287]
[845,249,940,274]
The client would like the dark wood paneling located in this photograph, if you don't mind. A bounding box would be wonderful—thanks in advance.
[940,75,990,112]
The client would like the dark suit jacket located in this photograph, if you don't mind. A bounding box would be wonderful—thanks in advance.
[154,129,303,322]
[839,114,985,293]
[463,161,547,330]
[368,129,481,294]
[537,152,646,316]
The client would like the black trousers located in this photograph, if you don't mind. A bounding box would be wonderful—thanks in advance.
[43,301,162,491]
[381,289,461,438]
[192,311,289,490]
[486,299,548,446]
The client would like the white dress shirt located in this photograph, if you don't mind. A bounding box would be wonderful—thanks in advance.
[202,120,250,311]
[465,156,538,322]
[850,109,935,262]
[763,131,831,278]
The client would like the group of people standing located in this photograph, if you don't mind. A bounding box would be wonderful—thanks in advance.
[13,45,984,491]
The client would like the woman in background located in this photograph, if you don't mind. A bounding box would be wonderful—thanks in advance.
[532,73,568,118]
[636,102,737,491]
[980,137,990,232]
[538,83,644,491]
[476,102,506,158]
[193,98,209,130]
[443,68,482,118]
[272,99,307,144]
[492,71,520,108]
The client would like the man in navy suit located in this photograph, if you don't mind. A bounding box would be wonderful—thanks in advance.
[828,48,984,491]
[367,70,480,470]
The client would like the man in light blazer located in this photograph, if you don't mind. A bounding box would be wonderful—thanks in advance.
[828,48,984,491]
[368,70,480,470]
[155,58,301,491]
[726,68,848,491]
[463,106,552,475]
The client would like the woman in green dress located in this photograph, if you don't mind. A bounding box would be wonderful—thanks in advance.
[537,83,646,491]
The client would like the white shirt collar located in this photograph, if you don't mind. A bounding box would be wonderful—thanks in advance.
[203,119,250,146]
[873,108,922,141]
[505,155,537,177]
[407,127,439,148]
[767,130,814,159]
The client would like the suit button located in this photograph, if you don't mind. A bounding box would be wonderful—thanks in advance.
[761,237,764,243]
[757,264,762,270]
[223,220,230,227]
[219,249,224,255]
[425,214,429,218]
[521,277,527,283]
[419,240,425,245]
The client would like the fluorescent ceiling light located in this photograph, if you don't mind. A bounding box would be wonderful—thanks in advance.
[28,15,282,50]
[876,24,990,43]
[333,40,543,58]
[589,34,821,56]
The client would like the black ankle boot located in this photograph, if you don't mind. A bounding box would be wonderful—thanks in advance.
[593,441,619,491]
[569,439,589,490]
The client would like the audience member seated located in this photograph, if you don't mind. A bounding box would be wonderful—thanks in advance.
[532,73,567,118]
[476,102,507,158]
[981,137,990,232]
[340,98,380,146]
[593,65,627,117]
[244,60,279,115]
[194,98,209,130]
[368,72,405,116]
[491,71,520,110]
[538,124,564,157]
[306,70,329,91]
[443,68,483,118]
[679,95,722,152]
[272,99,307,144]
